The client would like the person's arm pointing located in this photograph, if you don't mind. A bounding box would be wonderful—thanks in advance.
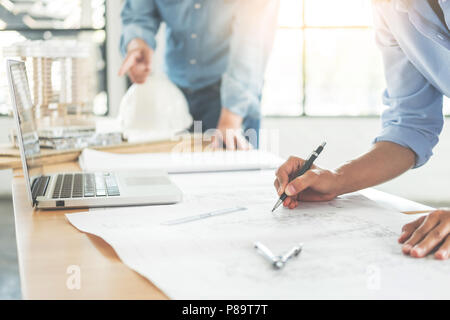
[119,0,161,83]
[119,39,153,84]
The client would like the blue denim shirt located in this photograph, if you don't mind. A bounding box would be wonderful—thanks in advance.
[120,0,279,119]
[373,0,450,168]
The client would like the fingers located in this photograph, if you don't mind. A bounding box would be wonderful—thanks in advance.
[398,216,426,244]
[275,170,289,196]
[402,213,441,254]
[275,157,305,196]
[211,134,221,150]
[274,179,280,193]
[274,156,315,207]
[277,171,320,210]
[210,131,231,150]
[435,235,450,260]
[226,131,250,151]
[402,211,439,254]
[213,130,251,151]
[235,134,251,151]
[130,64,151,84]
[283,197,298,210]
[409,223,450,258]
[119,49,151,83]
[118,50,141,76]
[285,170,319,198]
[274,180,298,208]
[224,133,236,151]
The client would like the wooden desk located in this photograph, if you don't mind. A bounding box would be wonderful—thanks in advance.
[12,143,434,300]
[12,137,207,300]
[13,173,167,300]
[1,134,202,170]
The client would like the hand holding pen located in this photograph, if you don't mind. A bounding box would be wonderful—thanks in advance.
[273,142,340,211]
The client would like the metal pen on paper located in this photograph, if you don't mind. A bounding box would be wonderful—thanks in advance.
[162,207,247,226]
[254,242,303,270]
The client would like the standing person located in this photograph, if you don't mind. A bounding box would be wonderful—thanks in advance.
[118,0,279,149]
[274,0,450,260]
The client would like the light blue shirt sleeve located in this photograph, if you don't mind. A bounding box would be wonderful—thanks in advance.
[120,0,161,56]
[372,2,445,168]
[221,0,279,118]
[441,0,450,27]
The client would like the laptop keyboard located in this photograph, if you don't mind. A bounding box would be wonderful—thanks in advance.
[50,173,120,199]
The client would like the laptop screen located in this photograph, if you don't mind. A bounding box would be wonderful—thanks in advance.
[7,60,43,204]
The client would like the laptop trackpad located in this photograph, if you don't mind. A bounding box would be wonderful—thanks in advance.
[124,176,171,186]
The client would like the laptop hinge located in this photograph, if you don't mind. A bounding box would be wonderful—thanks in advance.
[31,175,50,206]
[31,177,38,206]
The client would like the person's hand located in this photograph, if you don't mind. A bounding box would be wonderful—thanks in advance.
[118,38,153,84]
[212,108,252,150]
[274,156,341,209]
[399,210,450,260]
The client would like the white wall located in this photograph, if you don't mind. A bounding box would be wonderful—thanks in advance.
[0,118,13,198]
[106,0,127,117]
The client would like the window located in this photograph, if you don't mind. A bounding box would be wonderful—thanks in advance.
[445,97,450,115]
[262,0,448,117]
[0,0,107,116]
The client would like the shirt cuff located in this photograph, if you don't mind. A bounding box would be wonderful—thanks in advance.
[373,125,436,168]
[120,24,157,56]
[220,74,261,118]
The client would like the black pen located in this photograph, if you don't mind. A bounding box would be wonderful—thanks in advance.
[272,142,327,213]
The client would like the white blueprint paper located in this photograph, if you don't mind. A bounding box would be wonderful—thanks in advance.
[66,171,450,299]
[79,149,284,173]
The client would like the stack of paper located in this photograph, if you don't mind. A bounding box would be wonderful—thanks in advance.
[79,149,285,173]
[67,170,450,299]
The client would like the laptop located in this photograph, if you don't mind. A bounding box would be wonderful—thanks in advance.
[7,59,183,209]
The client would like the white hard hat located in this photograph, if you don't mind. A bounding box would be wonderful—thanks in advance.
[118,73,193,142]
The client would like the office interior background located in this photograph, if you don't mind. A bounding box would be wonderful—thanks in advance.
[0,0,449,299]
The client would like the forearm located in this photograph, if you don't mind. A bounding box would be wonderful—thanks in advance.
[221,0,279,118]
[334,141,416,195]
[120,0,160,55]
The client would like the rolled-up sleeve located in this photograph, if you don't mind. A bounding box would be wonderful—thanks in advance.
[120,0,161,56]
[221,0,279,118]
[373,3,444,168]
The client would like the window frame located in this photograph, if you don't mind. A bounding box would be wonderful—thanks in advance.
[267,0,381,118]
[266,0,450,119]
[0,1,109,117]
